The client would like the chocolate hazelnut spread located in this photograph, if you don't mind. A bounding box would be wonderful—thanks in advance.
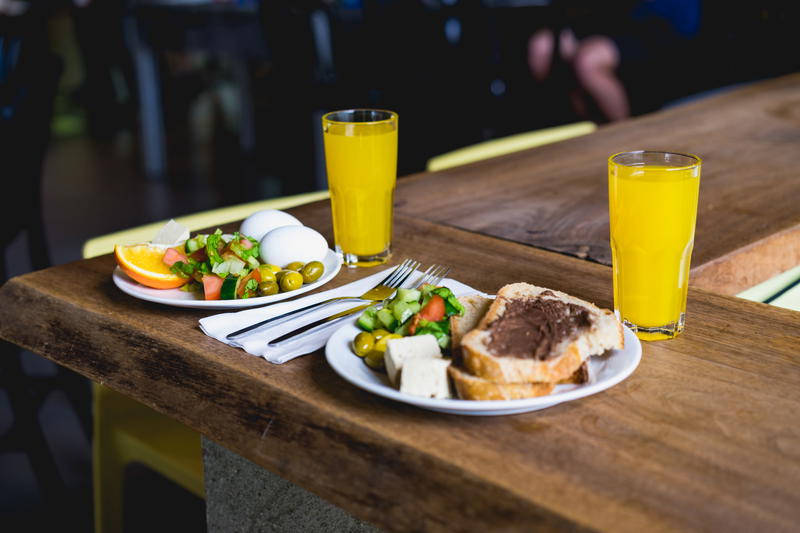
[488,295,592,360]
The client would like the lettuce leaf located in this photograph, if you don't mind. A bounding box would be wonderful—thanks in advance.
[205,229,224,265]
[431,286,464,318]
[414,318,451,349]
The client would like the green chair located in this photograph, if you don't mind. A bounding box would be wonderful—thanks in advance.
[86,190,329,533]
[426,121,596,172]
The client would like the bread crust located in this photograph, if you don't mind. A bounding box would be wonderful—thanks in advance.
[448,365,556,401]
[460,283,623,384]
[448,360,589,401]
[450,293,492,352]
[561,361,590,385]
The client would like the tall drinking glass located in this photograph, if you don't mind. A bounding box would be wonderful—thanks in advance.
[608,151,701,341]
[322,109,398,267]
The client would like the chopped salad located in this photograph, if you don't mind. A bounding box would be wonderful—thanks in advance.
[352,284,465,370]
[164,229,324,300]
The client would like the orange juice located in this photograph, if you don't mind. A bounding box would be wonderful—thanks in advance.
[608,152,701,340]
[323,110,398,267]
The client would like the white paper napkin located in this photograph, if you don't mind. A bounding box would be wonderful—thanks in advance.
[199,267,485,364]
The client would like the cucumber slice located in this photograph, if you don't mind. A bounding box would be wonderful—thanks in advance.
[185,237,201,254]
[357,308,379,332]
[395,288,421,304]
[376,308,397,331]
[392,301,415,325]
[220,277,239,300]
[395,318,412,337]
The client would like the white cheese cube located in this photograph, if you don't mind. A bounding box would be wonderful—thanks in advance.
[400,358,452,399]
[384,334,441,386]
[151,219,190,245]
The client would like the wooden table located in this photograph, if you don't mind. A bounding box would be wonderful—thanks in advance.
[2,74,800,532]
[395,73,800,295]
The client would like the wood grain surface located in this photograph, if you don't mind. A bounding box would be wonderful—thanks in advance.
[2,208,799,533]
[394,73,800,295]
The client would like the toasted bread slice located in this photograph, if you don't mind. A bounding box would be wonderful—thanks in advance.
[448,361,590,401]
[450,293,493,353]
[448,365,556,401]
[460,283,623,384]
[562,360,590,385]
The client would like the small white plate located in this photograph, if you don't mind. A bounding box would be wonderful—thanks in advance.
[325,320,642,416]
[113,249,342,309]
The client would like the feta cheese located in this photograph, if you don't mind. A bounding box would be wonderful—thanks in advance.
[384,334,441,386]
[400,358,452,399]
[151,219,190,245]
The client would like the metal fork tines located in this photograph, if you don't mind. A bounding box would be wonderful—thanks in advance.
[267,263,451,347]
[413,264,451,288]
[225,258,420,339]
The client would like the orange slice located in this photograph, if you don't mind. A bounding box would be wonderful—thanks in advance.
[114,243,189,289]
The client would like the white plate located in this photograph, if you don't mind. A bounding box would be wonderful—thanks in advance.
[325,320,641,416]
[113,249,342,309]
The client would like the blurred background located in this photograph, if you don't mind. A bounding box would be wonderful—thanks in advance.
[1,0,799,531]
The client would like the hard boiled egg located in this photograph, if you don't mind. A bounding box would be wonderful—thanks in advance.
[259,226,328,268]
[239,209,302,241]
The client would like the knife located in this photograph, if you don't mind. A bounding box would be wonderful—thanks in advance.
[267,302,375,347]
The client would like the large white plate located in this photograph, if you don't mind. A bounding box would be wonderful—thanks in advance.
[113,249,342,309]
[325,320,641,416]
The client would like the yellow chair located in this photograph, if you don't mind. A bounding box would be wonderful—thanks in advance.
[86,190,329,533]
[426,121,597,172]
[737,265,800,311]
[83,189,330,258]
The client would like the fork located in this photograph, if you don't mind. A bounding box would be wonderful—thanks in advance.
[225,258,420,340]
[266,263,451,347]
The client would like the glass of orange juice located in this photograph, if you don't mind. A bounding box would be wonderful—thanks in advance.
[608,151,701,341]
[322,109,398,267]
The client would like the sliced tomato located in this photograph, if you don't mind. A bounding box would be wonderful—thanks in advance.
[222,238,252,258]
[418,294,446,322]
[236,269,262,298]
[162,247,189,267]
[202,274,224,300]
[408,313,422,335]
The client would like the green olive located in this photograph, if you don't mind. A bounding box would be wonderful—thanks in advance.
[374,333,402,354]
[352,332,375,357]
[258,280,279,296]
[284,261,305,272]
[279,271,304,292]
[364,350,385,370]
[371,328,391,342]
[300,261,324,284]
[265,264,281,273]
[275,270,290,284]
[257,265,277,283]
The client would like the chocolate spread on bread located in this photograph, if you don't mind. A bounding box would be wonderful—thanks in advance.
[488,294,592,360]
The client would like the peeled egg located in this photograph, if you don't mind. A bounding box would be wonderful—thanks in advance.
[239,209,302,241]
[259,226,328,268]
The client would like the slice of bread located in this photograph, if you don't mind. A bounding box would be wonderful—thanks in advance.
[450,293,493,354]
[460,283,623,384]
[448,365,556,401]
[448,360,589,401]
[562,360,590,385]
